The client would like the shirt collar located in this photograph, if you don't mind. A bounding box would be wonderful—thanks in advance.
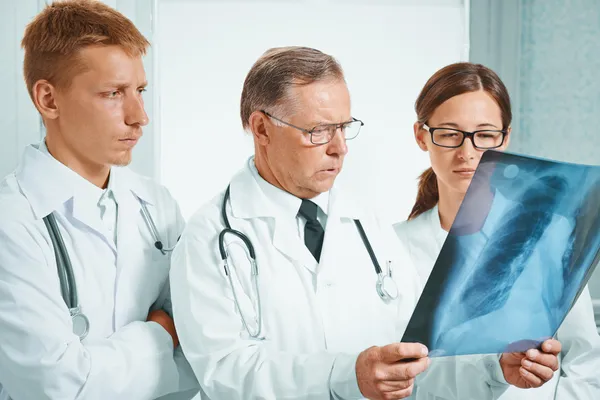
[429,204,449,248]
[16,140,154,219]
[307,191,329,216]
[248,158,304,218]
[249,158,330,217]
[108,166,155,206]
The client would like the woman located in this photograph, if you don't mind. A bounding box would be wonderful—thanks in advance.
[396,62,600,399]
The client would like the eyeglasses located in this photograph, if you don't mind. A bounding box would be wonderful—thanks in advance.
[423,124,507,149]
[261,110,364,145]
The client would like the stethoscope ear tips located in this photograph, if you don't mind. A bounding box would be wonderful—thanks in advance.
[154,241,163,251]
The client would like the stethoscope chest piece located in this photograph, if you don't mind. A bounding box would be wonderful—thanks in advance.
[376,274,398,301]
[71,307,90,340]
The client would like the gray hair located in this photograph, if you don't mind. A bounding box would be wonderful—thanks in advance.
[240,46,345,131]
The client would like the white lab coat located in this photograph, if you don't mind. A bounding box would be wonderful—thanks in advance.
[169,158,508,400]
[394,205,600,400]
[0,143,199,400]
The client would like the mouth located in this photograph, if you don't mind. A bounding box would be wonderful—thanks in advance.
[453,168,476,176]
[118,137,140,147]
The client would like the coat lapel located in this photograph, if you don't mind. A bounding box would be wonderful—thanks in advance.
[317,187,367,275]
[271,216,319,273]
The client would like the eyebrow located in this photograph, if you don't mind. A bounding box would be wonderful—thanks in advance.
[437,121,502,129]
[310,118,354,127]
[104,81,148,90]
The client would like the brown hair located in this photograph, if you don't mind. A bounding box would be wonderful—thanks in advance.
[21,0,150,101]
[240,46,345,130]
[408,62,512,220]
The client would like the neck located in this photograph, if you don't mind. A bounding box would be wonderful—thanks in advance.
[45,132,110,189]
[437,179,495,234]
[437,182,466,232]
[253,148,281,191]
[253,147,318,199]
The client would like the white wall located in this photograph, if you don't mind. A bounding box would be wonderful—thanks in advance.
[157,0,469,221]
[0,0,43,178]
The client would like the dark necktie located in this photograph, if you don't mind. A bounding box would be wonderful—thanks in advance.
[298,199,325,262]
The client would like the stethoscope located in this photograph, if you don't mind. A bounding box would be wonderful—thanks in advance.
[218,185,398,340]
[43,200,171,340]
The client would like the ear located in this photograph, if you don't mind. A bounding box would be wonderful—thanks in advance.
[248,111,271,146]
[414,122,428,152]
[32,80,60,121]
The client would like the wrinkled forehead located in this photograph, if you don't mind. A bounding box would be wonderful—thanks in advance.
[286,79,351,124]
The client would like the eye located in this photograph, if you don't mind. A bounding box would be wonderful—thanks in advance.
[310,126,330,138]
[138,87,147,94]
[311,125,329,133]
[106,90,121,98]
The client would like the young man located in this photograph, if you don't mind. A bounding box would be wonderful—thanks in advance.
[0,1,197,399]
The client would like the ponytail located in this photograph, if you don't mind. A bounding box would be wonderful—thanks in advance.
[408,167,439,220]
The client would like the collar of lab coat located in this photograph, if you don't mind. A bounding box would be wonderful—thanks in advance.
[15,142,155,220]
[229,157,364,221]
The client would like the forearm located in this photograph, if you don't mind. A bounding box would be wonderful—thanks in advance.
[553,287,600,399]
[0,320,179,400]
[183,343,361,400]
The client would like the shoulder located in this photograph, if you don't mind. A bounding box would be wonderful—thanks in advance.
[180,190,226,242]
[0,175,47,266]
[120,168,179,208]
[393,208,436,247]
[0,172,37,227]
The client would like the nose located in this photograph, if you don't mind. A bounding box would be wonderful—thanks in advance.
[124,92,149,127]
[326,127,348,156]
[456,135,477,160]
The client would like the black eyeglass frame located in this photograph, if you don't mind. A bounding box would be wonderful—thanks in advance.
[423,123,508,149]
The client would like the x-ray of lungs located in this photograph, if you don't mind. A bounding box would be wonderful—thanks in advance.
[402,150,600,357]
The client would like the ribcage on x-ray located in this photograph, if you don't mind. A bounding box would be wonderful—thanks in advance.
[457,175,569,321]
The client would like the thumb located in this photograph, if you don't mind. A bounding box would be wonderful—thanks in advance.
[381,342,428,363]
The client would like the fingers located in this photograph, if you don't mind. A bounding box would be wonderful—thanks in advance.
[383,357,430,381]
[527,348,559,371]
[520,350,557,387]
[378,378,414,392]
[518,363,555,388]
[147,310,179,348]
[381,342,428,363]
[541,339,561,355]
[379,386,415,400]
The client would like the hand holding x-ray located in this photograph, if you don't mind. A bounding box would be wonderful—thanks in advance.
[500,338,561,388]
[355,342,430,400]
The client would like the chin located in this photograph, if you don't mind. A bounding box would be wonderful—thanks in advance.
[110,155,132,167]
[453,182,471,195]
[311,180,335,194]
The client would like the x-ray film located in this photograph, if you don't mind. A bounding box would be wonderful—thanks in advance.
[402,150,600,357]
